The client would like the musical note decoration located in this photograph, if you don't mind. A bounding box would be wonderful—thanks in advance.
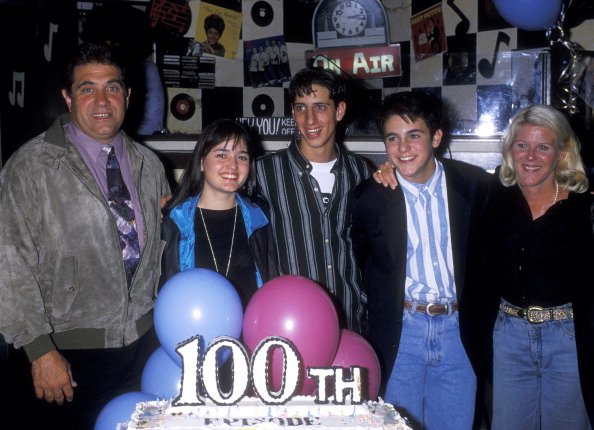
[478,31,511,79]
[9,72,25,108]
[447,0,470,38]
[44,23,58,62]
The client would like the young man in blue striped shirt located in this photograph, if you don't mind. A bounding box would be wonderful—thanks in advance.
[256,67,372,333]
[350,91,492,429]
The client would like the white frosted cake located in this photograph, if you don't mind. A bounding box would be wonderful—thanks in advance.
[125,336,412,429]
[126,396,412,429]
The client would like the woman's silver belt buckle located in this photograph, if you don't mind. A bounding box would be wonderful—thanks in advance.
[523,305,545,323]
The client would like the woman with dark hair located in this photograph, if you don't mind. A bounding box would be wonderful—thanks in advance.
[202,13,226,57]
[160,119,278,309]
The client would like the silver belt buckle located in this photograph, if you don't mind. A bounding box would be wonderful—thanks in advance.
[425,302,442,315]
[525,305,545,323]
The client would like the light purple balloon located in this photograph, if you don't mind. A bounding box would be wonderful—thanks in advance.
[141,346,182,399]
[243,275,340,395]
[155,268,243,365]
[94,391,157,430]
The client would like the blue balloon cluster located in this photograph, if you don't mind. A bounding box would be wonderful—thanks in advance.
[494,0,562,31]
[154,268,244,365]
[95,268,244,428]
[94,391,157,430]
[141,346,182,399]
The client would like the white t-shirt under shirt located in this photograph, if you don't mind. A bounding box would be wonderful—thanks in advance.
[310,160,336,206]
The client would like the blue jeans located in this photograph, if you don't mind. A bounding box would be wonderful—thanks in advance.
[384,308,476,430]
[492,302,591,430]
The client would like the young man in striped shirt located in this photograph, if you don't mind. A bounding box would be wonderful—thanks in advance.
[255,67,372,333]
[350,91,492,429]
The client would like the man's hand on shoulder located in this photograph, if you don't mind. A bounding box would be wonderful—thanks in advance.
[372,161,398,189]
[31,349,77,405]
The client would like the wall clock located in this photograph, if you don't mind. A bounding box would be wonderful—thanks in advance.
[332,1,367,36]
[312,0,389,49]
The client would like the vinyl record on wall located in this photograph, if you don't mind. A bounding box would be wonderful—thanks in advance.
[251,1,274,27]
[251,94,274,117]
[242,0,283,39]
[243,87,285,117]
[170,92,196,120]
[166,87,201,133]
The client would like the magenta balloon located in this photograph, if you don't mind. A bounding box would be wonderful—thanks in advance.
[331,329,381,400]
[243,275,340,395]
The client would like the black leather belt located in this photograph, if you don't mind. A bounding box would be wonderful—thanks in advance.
[404,300,458,316]
[500,303,573,324]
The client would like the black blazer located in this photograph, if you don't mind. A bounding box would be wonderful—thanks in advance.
[350,158,492,390]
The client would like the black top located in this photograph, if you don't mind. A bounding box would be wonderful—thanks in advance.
[194,207,257,309]
[473,179,594,423]
[159,197,279,300]
[499,186,575,308]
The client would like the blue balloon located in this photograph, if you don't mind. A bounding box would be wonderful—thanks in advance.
[494,0,562,31]
[154,268,243,365]
[141,346,182,399]
[94,391,157,430]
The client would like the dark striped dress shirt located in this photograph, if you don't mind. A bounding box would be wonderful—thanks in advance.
[256,140,373,332]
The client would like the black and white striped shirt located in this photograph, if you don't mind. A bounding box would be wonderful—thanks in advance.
[256,140,372,332]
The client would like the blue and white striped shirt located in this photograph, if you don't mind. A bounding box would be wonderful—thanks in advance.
[397,160,456,303]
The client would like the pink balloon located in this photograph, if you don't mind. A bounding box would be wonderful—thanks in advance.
[243,275,340,395]
[331,329,381,400]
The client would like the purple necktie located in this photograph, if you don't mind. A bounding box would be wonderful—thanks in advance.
[106,146,140,286]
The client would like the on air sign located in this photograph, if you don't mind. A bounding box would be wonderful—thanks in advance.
[305,44,401,79]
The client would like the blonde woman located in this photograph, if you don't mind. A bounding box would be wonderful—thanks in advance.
[477,105,594,429]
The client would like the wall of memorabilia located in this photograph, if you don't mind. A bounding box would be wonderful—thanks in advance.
[144,0,594,142]
[1,0,593,171]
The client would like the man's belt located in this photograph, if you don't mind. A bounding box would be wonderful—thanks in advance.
[404,300,458,316]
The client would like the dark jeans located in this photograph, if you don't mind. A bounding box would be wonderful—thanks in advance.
[1,328,158,430]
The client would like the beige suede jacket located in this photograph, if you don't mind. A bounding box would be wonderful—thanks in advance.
[0,116,170,361]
